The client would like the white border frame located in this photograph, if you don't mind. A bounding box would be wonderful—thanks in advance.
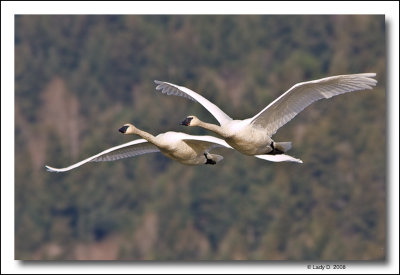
[2,1,398,274]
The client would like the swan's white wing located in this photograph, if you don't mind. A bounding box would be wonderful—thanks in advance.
[45,139,159,172]
[250,73,377,136]
[182,135,233,152]
[154,80,232,126]
[255,154,303,163]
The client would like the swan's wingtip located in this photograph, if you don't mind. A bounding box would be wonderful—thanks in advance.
[154,80,164,90]
[45,165,61,173]
[364,73,378,84]
[290,157,303,163]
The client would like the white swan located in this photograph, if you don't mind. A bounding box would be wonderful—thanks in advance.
[154,73,377,159]
[45,124,231,172]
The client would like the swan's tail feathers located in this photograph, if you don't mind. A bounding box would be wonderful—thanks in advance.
[255,154,303,163]
[274,141,292,152]
[205,153,224,165]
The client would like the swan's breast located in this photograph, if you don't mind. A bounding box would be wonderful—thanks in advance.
[225,124,272,155]
[224,120,250,135]
[155,133,200,163]
[159,142,201,164]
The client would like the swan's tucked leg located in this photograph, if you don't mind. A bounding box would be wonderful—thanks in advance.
[204,153,223,165]
[267,141,292,155]
[204,153,216,165]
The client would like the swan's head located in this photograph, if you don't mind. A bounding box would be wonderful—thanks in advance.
[118,123,136,134]
[180,116,199,127]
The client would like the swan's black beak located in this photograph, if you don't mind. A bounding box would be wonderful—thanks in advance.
[119,126,129,133]
[180,117,192,126]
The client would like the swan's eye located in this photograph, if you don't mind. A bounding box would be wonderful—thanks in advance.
[118,125,129,133]
[180,117,193,126]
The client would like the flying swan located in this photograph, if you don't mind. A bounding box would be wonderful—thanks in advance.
[45,124,228,172]
[45,124,301,172]
[154,73,377,161]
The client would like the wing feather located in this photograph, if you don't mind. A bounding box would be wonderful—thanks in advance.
[255,154,303,163]
[250,73,377,136]
[182,135,233,152]
[45,139,159,172]
[154,80,232,126]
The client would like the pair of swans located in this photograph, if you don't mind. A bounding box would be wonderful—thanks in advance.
[46,73,377,172]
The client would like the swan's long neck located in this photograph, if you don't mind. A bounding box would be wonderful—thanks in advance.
[132,128,158,145]
[197,120,228,138]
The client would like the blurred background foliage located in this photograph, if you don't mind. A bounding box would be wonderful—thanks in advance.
[14,15,385,260]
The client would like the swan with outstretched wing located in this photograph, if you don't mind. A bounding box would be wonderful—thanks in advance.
[154,73,377,160]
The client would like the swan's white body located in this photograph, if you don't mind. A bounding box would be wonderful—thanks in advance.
[46,125,302,173]
[155,73,377,160]
[46,131,230,172]
[219,119,273,155]
[152,131,226,165]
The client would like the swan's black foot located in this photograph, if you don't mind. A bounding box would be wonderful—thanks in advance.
[204,153,216,165]
[268,142,284,155]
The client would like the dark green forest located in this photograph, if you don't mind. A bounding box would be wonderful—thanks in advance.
[15,15,385,260]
